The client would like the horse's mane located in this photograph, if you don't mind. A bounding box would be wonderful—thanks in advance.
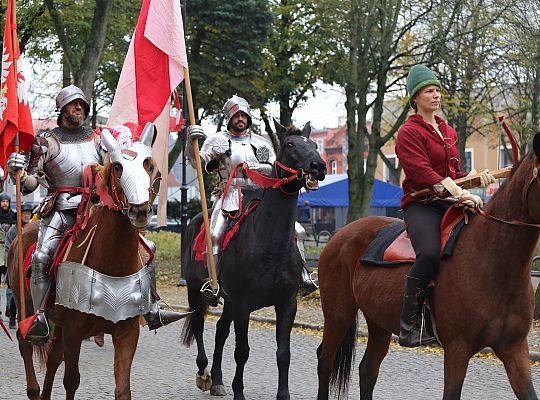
[98,155,113,192]
[485,151,532,205]
[283,124,303,136]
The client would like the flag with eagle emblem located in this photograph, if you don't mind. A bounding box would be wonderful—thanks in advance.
[0,0,34,170]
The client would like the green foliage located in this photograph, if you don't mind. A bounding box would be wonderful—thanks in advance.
[259,0,344,125]
[185,0,273,119]
[166,198,202,222]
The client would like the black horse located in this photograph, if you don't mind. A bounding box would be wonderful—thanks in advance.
[181,121,326,400]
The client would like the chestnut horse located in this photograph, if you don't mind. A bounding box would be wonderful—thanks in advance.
[181,121,327,400]
[7,127,156,400]
[316,134,540,400]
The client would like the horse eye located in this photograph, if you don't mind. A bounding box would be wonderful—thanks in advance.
[287,142,294,148]
[113,163,123,175]
[144,158,154,174]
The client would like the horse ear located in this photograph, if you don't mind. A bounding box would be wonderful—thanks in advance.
[273,118,287,142]
[101,129,119,154]
[139,122,157,147]
[301,122,312,138]
[533,132,540,161]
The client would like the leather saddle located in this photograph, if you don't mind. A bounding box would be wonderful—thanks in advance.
[361,206,465,267]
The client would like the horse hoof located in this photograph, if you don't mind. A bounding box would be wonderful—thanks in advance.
[210,384,227,396]
[196,370,212,392]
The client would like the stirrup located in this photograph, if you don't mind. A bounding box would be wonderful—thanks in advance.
[200,280,220,307]
[309,271,319,288]
[27,312,50,343]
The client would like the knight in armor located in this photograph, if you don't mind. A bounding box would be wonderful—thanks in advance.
[186,95,319,305]
[7,85,184,343]
[395,65,495,347]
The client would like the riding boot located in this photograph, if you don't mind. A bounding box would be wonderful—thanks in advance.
[27,263,50,343]
[299,264,319,296]
[398,275,437,347]
[143,264,193,330]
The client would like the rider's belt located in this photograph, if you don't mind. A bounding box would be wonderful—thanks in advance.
[48,186,88,195]
[55,261,153,323]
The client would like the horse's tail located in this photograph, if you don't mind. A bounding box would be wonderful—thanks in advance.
[329,315,357,399]
[180,300,208,347]
[181,211,209,347]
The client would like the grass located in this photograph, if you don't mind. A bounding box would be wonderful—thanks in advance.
[145,231,182,287]
[145,232,327,287]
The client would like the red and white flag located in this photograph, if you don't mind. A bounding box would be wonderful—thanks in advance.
[108,0,188,225]
[0,0,34,170]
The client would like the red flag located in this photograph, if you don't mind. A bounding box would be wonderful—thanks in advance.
[0,0,34,169]
[108,0,188,226]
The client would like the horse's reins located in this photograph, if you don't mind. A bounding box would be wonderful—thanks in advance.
[221,161,306,219]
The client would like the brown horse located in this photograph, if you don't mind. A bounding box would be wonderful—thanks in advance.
[316,134,540,400]
[7,128,156,400]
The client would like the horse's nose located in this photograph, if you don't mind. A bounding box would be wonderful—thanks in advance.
[310,161,327,180]
[128,202,152,227]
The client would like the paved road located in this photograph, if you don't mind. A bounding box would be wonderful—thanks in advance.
[0,316,539,399]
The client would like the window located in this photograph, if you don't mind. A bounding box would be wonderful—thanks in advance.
[463,148,473,173]
[499,146,513,168]
[383,155,399,182]
[316,138,324,154]
[330,160,338,174]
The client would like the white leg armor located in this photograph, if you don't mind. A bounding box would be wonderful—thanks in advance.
[294,221,307,262]
[28,210,76,341]
[210,197,228,257]
[294,221,319,296]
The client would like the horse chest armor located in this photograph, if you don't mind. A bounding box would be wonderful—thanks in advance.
[55,261,153,323]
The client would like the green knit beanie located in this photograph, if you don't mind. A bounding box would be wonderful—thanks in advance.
[407,64,441,107]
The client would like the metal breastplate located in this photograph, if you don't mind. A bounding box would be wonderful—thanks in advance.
[55,261,153,323]
[45,129,102,209]
[219,134,260,186]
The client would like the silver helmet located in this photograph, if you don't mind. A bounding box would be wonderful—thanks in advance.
[222,95,252,128]
[55,85,90,124]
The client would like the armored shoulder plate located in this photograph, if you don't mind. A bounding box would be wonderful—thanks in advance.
[205,131,231,154]
[250,133,275,163]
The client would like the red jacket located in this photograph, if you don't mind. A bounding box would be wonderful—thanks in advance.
[395,114,467,209]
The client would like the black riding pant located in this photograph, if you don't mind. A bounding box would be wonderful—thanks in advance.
[403,201,450,289]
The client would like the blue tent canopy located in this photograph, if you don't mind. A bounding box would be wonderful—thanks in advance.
[297,174,403,208]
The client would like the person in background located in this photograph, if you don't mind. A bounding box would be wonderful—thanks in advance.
[0,192,15,318]
[395,64,495,347]
[4,203,34,329]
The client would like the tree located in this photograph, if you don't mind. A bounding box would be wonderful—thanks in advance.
[324,0,438,220]
[259,0,338,129]
[429,0,512,164]
[184,0,273,122]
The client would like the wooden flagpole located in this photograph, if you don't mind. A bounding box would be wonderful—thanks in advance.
[11,0,26,319]
[182,67,218,294]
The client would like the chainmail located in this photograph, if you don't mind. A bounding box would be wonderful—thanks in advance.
[50,126,94,143]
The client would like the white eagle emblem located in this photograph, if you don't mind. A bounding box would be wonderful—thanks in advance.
[0,46,12,121]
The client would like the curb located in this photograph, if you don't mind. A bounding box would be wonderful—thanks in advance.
[169,303,540,363]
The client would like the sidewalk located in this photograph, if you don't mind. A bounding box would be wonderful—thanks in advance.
[157,285,540,362]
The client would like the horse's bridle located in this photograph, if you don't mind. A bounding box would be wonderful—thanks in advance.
[103,166,158,215]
